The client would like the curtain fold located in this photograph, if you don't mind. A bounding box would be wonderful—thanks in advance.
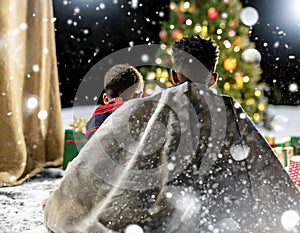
[0,0,63,187]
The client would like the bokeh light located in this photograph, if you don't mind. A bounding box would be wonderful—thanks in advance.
[27,96,39,110]
[281,210,300,231]
[38,110,48,120]
[242,48,262,63]
[125,224,144,233]
[240,7,259,26]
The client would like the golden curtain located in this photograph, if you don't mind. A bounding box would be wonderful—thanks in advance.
[0,0,63,187]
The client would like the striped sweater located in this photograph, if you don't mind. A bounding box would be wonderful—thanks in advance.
[85,97,124,140]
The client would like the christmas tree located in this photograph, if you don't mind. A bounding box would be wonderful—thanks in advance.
[154,0,267,121]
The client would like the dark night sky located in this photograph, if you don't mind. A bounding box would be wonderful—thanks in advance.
[243,0,300,105]
[53,0,300,107]
[53,0,169,107]
[247,0,300,105]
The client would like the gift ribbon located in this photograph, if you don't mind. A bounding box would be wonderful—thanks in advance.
[65,139,87,144]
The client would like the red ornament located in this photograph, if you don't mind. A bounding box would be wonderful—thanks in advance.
[235,71,244,77]
[172,29,183,41]
[178,12,186,25]
[208,7,219,20]
[229,20,239,29]
[188,3,197,13]
[159,30,168,39]
[227,29,236,37]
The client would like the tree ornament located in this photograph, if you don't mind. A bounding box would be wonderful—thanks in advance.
[178,12,187,25]
[188,3,197,13]
[229,20,238,29]
[233,36,242,47]
[172,29,183,41]
[223,57,237,71]
[253,113,261,122]
[166,81,173,88]
[194,23,202,33]
[185,19,193,26]
[220,21,226,29]
[234,73,244,89]
[221,12,228,19]
[208,7,219,20]
[169,2,177,11]
[224,82,231,91]
[159,30,168,39]
[246,98,255,106]
[200,25,208,38]
[235,71,244,77]
[179,1,190,12]
[224,0,230,4]
[258,103,265,112]
[227,29,236,37]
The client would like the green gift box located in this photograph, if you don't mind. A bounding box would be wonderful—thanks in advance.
[290,136,300,155]
[63,129,87,170]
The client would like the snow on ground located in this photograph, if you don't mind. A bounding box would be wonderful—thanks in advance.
[257,105,300,142]
[0,169,64,233]
[0,104,299,233]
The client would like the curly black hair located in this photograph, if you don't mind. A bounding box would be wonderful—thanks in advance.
[172,35,219,75]
[104,64,143,99]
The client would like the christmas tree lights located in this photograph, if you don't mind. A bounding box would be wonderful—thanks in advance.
[156,0,267,121]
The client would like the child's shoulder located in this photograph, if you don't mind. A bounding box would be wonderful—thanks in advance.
[94,104,107,113]
[93,103,119,116]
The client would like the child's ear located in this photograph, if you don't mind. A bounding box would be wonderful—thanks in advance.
[171,69,180,85]
[102,93,109,105]
[208,72,218,86]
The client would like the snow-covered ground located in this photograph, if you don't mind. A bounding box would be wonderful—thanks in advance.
[258,105,300,142]
[0,169,64,233]
[0,104,299,233]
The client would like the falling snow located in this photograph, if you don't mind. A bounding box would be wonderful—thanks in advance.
[32,64,39,72]
[141,54,149,63]
[2,1,300,232]
[27,97,39,110]
[229,143,250,161]
[125,224,144,233]
[37,110,48,120]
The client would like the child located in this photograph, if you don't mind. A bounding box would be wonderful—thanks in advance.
[85,63,144,140]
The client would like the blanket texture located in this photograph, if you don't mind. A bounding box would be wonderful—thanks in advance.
[44,82,300,233]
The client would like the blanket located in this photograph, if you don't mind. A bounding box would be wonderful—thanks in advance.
[44,82,300,233]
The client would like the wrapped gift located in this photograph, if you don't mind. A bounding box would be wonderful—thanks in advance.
[288,156,300,191]
[264,135,276,148]
[273,146,294,167]
[63,129,87,170]
[290,136,300,155]
[275,137,290,148]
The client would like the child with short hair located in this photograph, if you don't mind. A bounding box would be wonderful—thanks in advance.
[85,63,144,140]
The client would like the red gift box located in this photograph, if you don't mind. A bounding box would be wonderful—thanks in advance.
[288,156,300,186]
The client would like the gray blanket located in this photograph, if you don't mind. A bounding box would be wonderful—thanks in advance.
[44,82,300,233]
